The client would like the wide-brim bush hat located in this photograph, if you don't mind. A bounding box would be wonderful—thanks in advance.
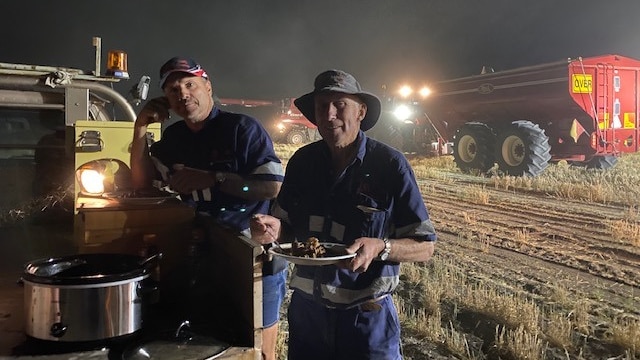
[294,69,381,131]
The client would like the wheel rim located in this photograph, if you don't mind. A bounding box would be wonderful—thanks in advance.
[289,133,303,144]
[458,135,477,163]
[501,135,525,166]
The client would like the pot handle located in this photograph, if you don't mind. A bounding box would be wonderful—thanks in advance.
[175,320,192,339]
[50,322,68,338]
[139,252,163,268]
[136,280,160,305]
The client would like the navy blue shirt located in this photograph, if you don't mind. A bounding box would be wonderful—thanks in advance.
[273,131,436,308]
[150,107,284,231]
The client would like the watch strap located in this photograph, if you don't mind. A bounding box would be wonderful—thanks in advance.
[378,237,391,260]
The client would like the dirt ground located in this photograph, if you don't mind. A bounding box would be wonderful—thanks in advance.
[2,149,637,359]
[396,172,639,359]
[271,147,639,359]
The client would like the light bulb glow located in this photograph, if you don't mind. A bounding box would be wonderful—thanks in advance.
[80,170,105,194]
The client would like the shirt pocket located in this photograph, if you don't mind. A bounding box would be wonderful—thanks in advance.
[353,193,391,239]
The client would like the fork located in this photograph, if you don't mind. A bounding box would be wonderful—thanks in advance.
[251,214,284,251]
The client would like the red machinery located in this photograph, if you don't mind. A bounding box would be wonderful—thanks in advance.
[422,54,640,176]
[270,98,319,145]
[217,98,274,108]
[218,97,319,145]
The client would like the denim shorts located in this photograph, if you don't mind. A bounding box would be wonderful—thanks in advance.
[262,268,288,328]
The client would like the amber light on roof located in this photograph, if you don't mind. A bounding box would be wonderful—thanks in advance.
[106,50,129,79]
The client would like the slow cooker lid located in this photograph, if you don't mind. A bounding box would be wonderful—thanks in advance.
[23,253,149,285]
[121,334,229,360]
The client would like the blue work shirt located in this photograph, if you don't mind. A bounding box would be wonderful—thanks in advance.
[273,131,436,308]
[150,107,284,231]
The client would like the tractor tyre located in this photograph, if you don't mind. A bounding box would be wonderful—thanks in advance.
[494,120,551,177]
[453,122,496,173]
[286,130,307,145]
[367,123,405,151]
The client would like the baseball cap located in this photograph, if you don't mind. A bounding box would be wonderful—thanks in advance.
[159,56,209,89]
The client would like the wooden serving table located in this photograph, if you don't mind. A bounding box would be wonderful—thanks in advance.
[73,196,264,359]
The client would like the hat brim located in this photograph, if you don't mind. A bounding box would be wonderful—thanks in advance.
[294,90,381,132]
[159,69,208,89]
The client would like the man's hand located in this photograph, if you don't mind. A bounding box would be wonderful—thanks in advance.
[250,214,281,245]
[136,97,170,127]
[341,237,386,273]
[168,164,215,194]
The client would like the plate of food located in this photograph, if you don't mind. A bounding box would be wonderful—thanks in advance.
[268,237,356,266]
[102,189,179,205]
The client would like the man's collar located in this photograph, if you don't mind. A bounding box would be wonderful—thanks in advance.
[355,130,367,162]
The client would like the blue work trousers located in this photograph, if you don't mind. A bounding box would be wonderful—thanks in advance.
[287,291,402,360]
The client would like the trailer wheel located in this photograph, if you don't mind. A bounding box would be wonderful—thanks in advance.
[286,130,307,145]
[453,122,496,173]
[494,120,551,176]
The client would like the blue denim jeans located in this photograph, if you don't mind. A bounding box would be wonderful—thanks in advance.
[262,268,287,327]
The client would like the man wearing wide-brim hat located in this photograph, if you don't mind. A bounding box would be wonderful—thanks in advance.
[250,69,437,359]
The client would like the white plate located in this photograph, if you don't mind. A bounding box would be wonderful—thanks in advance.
[102,193,179,205]
[268,242,356,266]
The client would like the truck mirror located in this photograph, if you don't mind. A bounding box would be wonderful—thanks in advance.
[130,76,151,105]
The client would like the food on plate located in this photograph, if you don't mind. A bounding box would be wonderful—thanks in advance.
[272,238,352,263]
[290,237,327,258]
[269,238,355,265]
[105,187,174,199]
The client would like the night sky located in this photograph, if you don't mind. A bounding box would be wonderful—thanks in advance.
[2,0,640,102]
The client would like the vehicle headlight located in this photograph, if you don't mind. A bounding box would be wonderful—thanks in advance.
[75,159,131,196]
[418,86,431,98]
[393,104,413,121]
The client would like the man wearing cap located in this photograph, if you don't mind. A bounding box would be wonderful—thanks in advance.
[130,56,286,360]
[250,70,437,359]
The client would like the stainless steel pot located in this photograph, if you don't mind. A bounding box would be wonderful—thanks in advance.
[22,253,156,342]
[120,320,230,360]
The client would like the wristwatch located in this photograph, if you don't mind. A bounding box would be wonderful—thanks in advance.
[378,237,391,261]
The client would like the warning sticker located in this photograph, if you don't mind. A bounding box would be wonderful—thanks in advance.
[624,113,636,129]
[572,74,592,93]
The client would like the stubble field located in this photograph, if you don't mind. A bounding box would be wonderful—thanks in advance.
[274,144,640,360]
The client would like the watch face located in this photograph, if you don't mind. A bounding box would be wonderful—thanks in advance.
[379,238,391,261]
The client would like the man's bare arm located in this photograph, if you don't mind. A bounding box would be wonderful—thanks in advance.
[130,97,170,190]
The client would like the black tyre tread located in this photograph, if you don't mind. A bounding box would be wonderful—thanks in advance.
[453,122,496,173]
[495,120,551,177]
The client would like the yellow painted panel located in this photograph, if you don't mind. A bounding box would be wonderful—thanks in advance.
[73,120,161,208]
[623,113,636,129]
[572,74,592,94]
[74,120,161,169]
